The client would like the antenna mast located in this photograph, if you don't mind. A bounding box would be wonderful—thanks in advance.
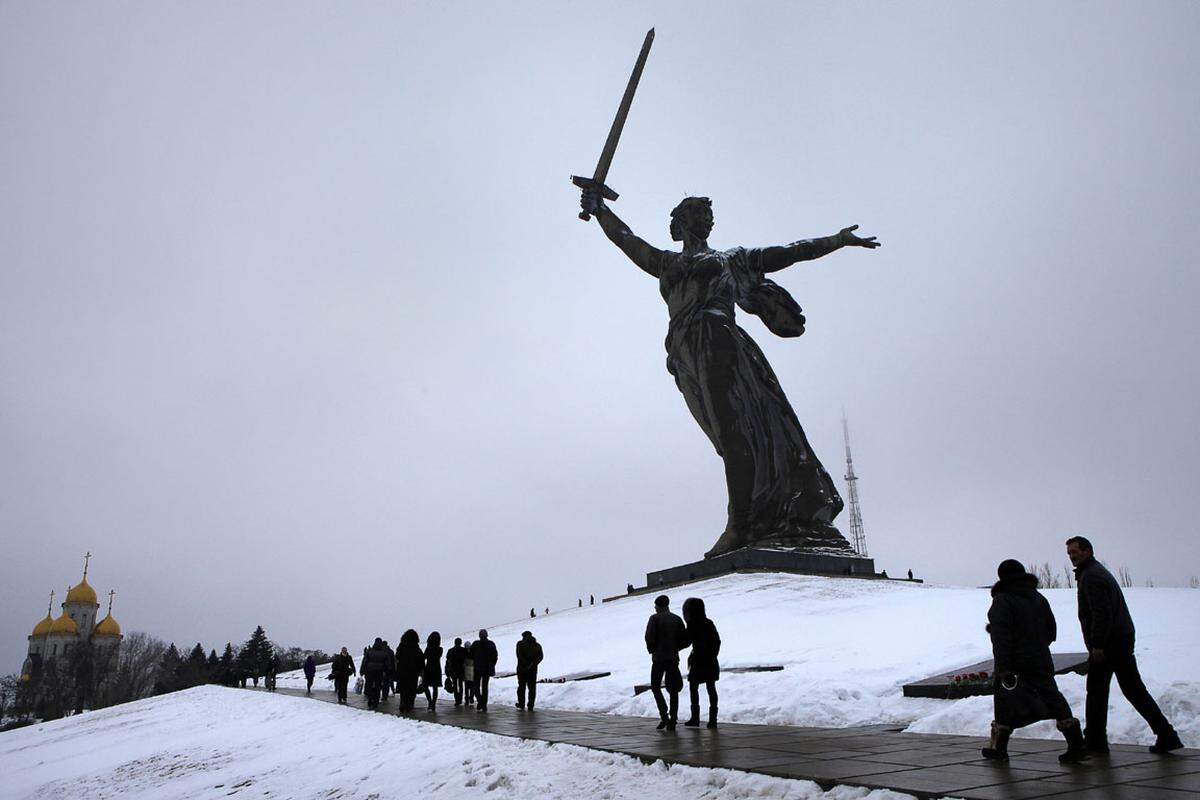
[842,412,868,557]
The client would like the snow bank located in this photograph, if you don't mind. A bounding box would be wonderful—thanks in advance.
[0,686,912,800]
[283,573,1199,746]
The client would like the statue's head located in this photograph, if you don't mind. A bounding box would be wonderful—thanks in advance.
[669,196,713,242]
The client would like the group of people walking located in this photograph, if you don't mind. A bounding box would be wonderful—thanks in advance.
[982,536,1184,763]
[324,630,522,714]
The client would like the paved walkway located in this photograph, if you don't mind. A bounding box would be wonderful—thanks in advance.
[263,687,1199,799]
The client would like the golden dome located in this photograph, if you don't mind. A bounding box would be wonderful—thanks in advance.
[31,614,54,637]
[93,614,121,638]
[65,578,98,606]
[49,613,78,636]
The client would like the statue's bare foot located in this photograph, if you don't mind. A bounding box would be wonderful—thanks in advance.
[704,528,747,559]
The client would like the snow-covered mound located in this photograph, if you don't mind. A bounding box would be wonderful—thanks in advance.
[288,573,1199,746]
[0,686,910,800]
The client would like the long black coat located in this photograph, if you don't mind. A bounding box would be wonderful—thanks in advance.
[423,645,443,684]
[330,653,356,679]
[987,573,1057,675]
[470,639,498,677]
[515,636,543,676]
[360,643,391,676]
[445,645,466,679]
[1074,557,1135,649]
[686,618,721,683]
[645,610,689,665]
[396,642,424,682]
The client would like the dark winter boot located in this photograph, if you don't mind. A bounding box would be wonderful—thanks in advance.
[1150,730,1184,755]
[707,704,718,730]
[1083,728,1109,755]
[981,722,1012,761]
[656,717,669,730]
[684,705,700,727]
[1058,718,1090,764]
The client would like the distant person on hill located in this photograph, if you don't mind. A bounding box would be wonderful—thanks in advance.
[360,638,391,709]
[645,594,689,730]
[682,597,721,729]
[590,594,595,605]
[515,631,543,710]
[907,569,913,580]
[445,637,467,707]
[303,655,316,695]
[1067,536,1184,755]
[470,630,499,711]
[530,608,536,618]
[395,630,424,712]
[330,647,355,704]
[981,560,1087,764]
[462,641,476,706]
[423,632,444,711]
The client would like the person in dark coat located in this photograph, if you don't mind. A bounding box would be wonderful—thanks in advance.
[645,595,690,730]
[1068,536,1183,754]
[265,655,280,692]
[982,560,1086,763]
[445,637,467,707]
[515,631,543,710]
[360,638,391,709]
[303,655,317,695]
[394,630,424,712]
[470,630,498,711]
[682,597,721,729]
[422,631,444,711]
[379,640,394,703]
[330,647,356,704]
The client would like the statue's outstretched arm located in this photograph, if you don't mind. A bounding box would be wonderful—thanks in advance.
[581,191,665,278]
[758,225,880,273]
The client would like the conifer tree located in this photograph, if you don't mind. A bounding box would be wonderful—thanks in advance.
[239,626,272,678]
[221,643,235,667]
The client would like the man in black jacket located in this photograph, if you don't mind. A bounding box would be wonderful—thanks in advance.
[445,638,467,707]
[515,631,544,710]
[330,646,356,704]
[360,638,391,709]
[645,595,689,730]
[1068,536,1183,754]
[470,630,499,711]
[982,560,1086,763]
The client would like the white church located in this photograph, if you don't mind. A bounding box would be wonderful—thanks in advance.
[23,553,122,681]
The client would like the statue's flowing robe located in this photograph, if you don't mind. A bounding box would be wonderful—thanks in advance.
[651,243,851,552]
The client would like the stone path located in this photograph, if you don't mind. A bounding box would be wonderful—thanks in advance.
[264,687,1199,799]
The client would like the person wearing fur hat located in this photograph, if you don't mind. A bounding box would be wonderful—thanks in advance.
[982,559,1087,764]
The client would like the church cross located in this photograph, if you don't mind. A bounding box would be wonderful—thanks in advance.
[82,550,92,580]
[107,589,116,615]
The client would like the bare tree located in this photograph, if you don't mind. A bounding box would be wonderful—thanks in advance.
[95,632,169,708]
[1063,564,1073,589]
[1144,576,1155,588]
[1117,566,1134,588]
[1189,575,1199,589]
[1028,562,1062,588]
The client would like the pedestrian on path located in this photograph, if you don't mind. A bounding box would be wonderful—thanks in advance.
[463,642,476,706]
[1067,536,1184,754]
[981,560,1087,764]
[360,638,391,709]
[470,630,498,711]
[330,647,355,704]
[446,637,467,707]
[303,654,316,695]
[380,640,394,703]
[395,629,424,712]
[265,654,279,692]
[515,631,543,710]
[423,631,444,711]
[682,597,720,729]
[645,594,689,730]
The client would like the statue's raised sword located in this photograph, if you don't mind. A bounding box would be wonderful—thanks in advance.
[571,28,655,221]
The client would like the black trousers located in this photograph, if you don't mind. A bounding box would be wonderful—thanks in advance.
[517,671,537,708]
[1086,635,1174,740]
[650,662,682,722]
[689,679,718,713]
[477,675,491,709]
[305,676,314,692]
[334,677,349,702]
[364,673,383,706]
[451,676,465,705]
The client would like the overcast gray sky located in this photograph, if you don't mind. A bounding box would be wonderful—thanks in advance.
[3,2,1198,672]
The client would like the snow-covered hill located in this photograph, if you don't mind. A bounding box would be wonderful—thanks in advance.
[282,572,1199,746]
[0,686,907,800]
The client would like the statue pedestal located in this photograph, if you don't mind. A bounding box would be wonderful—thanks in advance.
[645,548,877,589]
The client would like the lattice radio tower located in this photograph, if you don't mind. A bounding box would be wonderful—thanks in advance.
[842,412,868,557]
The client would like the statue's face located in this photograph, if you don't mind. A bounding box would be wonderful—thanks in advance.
[670,214,713,242]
